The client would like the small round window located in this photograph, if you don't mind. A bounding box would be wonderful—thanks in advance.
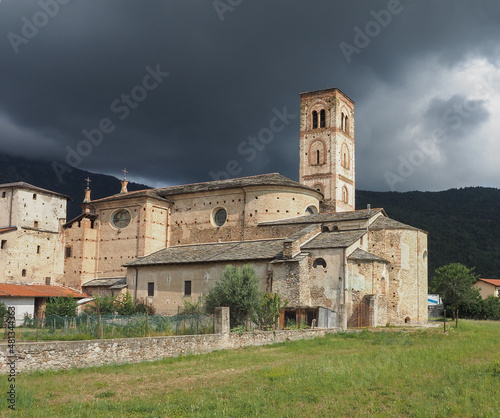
[213,208,227,227]
[112,209,131,228]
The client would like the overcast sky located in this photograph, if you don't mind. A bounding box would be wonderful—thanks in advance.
[1,0,499,192]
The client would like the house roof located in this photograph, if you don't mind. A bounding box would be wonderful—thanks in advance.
[301,230,366,249]
[0,283,88,298]
[125,239,284,267]
[368,216,424,232]
[259,208,385,226]
[88,173,320,205]
[0,182,71,200]
[82,277,127,288]
[476,278,500,287]
[154,173,320,197]
[348,248,389,263]
[89,189,173,205]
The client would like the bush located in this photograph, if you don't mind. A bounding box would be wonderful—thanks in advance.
[482,296,500,320]
[45,297,78,317]
[134,298,156,315]
[116,291,135,315]
[0,301,8,326]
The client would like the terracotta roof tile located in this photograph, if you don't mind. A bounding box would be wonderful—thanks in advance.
[0,283,88,298]
[477,278,500,286]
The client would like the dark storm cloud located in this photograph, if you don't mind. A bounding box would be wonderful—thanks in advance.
[1,0,500,190]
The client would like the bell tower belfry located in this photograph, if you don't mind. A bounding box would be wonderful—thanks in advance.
[299,88,355,212]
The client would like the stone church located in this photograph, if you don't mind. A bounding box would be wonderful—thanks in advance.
[63,88,428,328]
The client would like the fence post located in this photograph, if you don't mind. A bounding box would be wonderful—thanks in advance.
[214,307,230,334]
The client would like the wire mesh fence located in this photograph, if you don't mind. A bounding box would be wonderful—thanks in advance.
[16,312,214,341]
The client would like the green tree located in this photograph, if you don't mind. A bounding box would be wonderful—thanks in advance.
[116,291,135,315]
[431,263,479,325]
[0,301,8,325]
[203,264,261,328]
[85,295,117,315]
[45,297,78,317]
[254,292,287,330]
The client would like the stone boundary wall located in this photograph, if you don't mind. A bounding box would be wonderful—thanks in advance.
[0,328,338,374]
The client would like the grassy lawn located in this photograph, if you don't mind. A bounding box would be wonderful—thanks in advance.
[2,320,500,417]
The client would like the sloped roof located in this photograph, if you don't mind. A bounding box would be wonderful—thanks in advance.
[0,283,88,298]
[63,213,98,229]
[125,239,284,266]
[89,189,173,204]
[154,173,320,197]
[88,173,320,205]
[82,277,126,288]
[348,248,389,263]
[476,278,500,287]
[368,216,424,232]
[259,208,385,226]
[0,182,71,200]
[301,230,366,249]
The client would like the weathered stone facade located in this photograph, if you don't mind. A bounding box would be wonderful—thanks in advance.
[62,87,428,328]
[0,183,68,285]
[299,88,355,212]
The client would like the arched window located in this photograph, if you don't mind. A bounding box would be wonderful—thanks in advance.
[341,112,344,130]
[313,183,323,194]
[320,109,326,128]
[309,140,326,166]
[342,186,349,203]
[305,205,318,215]
[344,115,349,134]
[341,144,350,169]
[313,258,327,268]
[312,111,318,129]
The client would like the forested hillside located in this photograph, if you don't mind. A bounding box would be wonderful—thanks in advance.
[357,188,500,279]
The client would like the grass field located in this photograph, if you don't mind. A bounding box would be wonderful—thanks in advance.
[2,320,500,417]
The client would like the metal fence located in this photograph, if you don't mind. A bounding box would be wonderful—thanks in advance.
[18,312,214,341]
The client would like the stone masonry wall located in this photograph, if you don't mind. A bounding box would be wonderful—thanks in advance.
[0,329,336,374]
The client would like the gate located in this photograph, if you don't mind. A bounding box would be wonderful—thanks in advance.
[347,294,373,328]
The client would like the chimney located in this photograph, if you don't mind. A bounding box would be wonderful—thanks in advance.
[367,204,371,214]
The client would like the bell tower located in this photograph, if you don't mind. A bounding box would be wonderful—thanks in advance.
[299,88,355,212]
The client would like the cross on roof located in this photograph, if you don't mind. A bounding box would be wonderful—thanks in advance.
[85,177,91,189]
[122,168,128,180]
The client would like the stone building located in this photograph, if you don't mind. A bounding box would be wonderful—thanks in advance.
[0,182,69,285]
[64,88,429,327]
